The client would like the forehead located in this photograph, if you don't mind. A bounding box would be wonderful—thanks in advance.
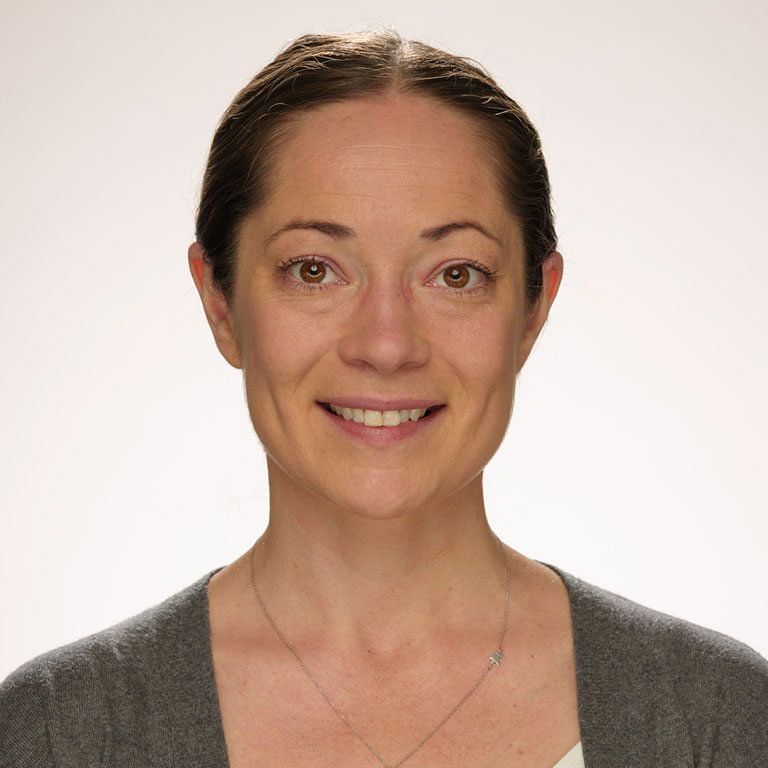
[253,92,518,245]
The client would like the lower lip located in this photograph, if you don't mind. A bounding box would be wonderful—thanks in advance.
[317,403,445,445]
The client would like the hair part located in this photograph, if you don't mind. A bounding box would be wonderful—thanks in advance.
[195,30,557,309]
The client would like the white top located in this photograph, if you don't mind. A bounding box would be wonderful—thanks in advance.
[551,741,584,768]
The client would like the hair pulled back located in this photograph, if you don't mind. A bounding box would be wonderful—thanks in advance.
[195,30,557,308]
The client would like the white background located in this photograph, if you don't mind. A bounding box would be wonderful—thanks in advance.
[1,0,766,678]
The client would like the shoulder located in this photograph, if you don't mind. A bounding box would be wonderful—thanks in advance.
[542,563,768,764]
[0,569,221,765]
[548,563,767,673]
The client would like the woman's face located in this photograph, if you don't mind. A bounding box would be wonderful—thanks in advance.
[202,93,555,520]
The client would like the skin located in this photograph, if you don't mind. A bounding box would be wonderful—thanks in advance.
[188,93,574,765]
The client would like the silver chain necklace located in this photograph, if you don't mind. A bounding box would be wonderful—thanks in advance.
[248,533,511,768]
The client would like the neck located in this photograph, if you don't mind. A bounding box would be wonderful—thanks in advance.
[248,466,509,658]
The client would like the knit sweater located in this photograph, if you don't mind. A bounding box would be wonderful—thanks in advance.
[1,564,767,767]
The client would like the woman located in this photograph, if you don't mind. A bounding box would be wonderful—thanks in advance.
[1,31,766,768]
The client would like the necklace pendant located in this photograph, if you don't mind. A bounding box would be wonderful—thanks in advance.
[490,651,504,667]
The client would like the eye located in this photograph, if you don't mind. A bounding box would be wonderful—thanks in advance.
[432,261,497,293]
[276,257,341,291]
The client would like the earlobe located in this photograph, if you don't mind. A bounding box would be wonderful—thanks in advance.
[187,242,242,370]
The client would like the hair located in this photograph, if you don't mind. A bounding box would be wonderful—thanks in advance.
[195,30,557,308]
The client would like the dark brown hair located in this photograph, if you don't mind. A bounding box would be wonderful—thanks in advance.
[195,30,557,308]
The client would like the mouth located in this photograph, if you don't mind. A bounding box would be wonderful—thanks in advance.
[318,402,445,427]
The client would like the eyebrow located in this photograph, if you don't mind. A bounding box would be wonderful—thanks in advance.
[265,220,355,245]
[420,221,503,246]
[265,219,502,246]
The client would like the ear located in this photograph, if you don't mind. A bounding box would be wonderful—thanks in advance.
[188,242,242,369]
[516,251,563,372]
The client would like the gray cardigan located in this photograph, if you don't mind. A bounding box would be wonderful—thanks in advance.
[2,564,767,767]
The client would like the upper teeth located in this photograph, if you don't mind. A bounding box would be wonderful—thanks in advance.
[328,404,429,427]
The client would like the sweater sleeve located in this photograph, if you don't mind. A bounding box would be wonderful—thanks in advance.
[1,571,229,768]
[0,660,56,768]
[0,639,118,767]
[707,640,768,767]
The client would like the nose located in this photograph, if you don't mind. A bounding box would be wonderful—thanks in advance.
[337,280,430,374]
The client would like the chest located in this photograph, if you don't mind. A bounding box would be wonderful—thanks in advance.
[212,643,581,768]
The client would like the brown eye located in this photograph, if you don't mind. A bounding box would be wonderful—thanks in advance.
[433,262,491,293]
[443,265,470,288]
[299,261,327,283]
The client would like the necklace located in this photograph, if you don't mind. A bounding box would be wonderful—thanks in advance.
[248,533,512,768]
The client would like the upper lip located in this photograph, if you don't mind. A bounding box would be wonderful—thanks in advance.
[318,398,443,411]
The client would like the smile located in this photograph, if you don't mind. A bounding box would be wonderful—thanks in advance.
[320,403,442,428]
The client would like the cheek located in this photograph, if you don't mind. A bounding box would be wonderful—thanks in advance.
[437,308,522,450]
[435,307,520,382]
[237,300,331,396]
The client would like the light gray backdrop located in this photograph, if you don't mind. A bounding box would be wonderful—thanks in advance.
[2,0,766,678]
